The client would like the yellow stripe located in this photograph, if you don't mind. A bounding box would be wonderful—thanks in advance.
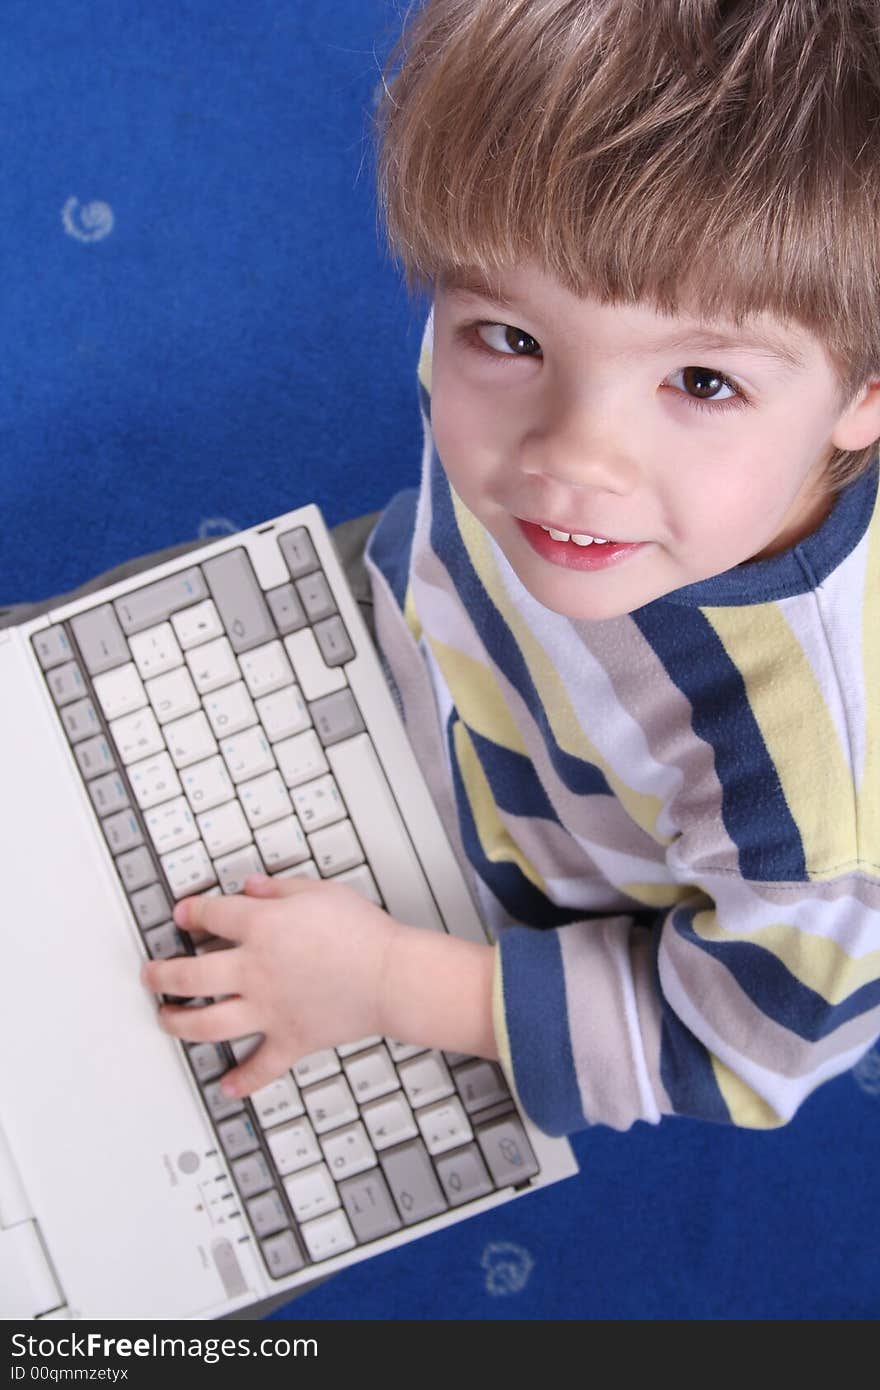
[449,489,673,847]
[858,491,880,857]
[403,581,422,643]
[427,637,528,754]
[453,720,548,893]
[691,905,880,1004]
[711,1057,785,1129]
[702,604,855,877]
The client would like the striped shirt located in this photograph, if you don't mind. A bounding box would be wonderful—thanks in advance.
[365,324,880,1135]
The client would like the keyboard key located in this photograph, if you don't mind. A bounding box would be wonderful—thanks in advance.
[454,1060,511,1115]
[339,1169,402,1243]
[187,1042,228,1084]
[398,1051,454,1109]
[171,599,223,650]
[308,819,363,876]
[114,569,208,635]
[232,1150,274,1199]
[299,1209,356,1263]
[295,571,336,623]
[336,1036,383,1058]
[161,841,217,897]
[215,843,264,893]
[75,735,115,779]
[301,1075,358,1134]
[145,796,198,854]
[314,615,356,669]
[274,730,328,788]
[220,727,274,784]
[202,549,276,655]
[93,663,147,720]
[116,846,156,893]
[129,752,182,810]
[70,605,129,676]
[204,681,257,738]
[143,922,186,959]
[308,689,365,747]
[320,1122,375,1180]
[216,1114,260,1160]
[246,1189,289,1238]
[146,667,200,724]
[109,707,164,765]
[103,808,144,854]
[128,622,184,680]
[435,1144,494,1207]
[255,684,311,743]
[88,771,129,816]
[202,1080,245,1122]
[283,629,347,701]
[32,625,72,669]
[333,864,382,905]
[47,660,87,707]
[416,1097,473,1156]
[475,1116,539,1187]
[360,1091,418,1151]
[181,754,235,812]
[341,1045,398,1104]
[292,1051,340,1087]
[380,1140,447,1226]
[131,883,172,930]
[60,696,99,743]
[261,1229,305,1278]
[254,815,309,871]
[278,526,319,579]
[165,711,218,769]
[197,801,252,858]
[283,1162,339,1222]
[186,636,239,695]
[290,774,345,831]
[266,1118,321,1176]
[386,1041,428,1064]
[251,1074,304,1129]
[238,770,292,829]
[265,583,307,635]
[239,640,293,697]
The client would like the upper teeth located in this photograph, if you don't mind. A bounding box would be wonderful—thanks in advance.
[542,526,610,545]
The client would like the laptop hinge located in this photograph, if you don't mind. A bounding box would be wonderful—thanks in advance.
[0,1118,32,1228]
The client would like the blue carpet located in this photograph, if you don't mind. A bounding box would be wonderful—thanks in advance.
[2,1,877,1320]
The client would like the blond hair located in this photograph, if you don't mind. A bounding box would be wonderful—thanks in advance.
[376,0,880,491]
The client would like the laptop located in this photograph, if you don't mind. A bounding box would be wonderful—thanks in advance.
[0,504,578,1321]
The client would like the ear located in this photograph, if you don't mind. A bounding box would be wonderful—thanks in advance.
[830,378,880,451]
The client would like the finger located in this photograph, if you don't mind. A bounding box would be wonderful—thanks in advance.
[141,949,241,1000]
[219,1041,292,1099]
[157,997,254,1044]
[173,892,257,941]
[243,872,316,899]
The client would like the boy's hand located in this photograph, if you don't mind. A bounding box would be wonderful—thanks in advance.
[140,874,400,1099]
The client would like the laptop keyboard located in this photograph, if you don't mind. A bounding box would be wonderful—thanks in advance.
[29,525,539,1280]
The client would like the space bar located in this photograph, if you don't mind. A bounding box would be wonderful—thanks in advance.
[326,734,445,933]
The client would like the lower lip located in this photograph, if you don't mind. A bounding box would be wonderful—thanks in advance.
[517,520,647,570]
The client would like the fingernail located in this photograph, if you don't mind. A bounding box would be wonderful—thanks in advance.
[173,900,190,926]
[220,1077,239,1098]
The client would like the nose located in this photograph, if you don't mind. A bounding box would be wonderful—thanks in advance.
[520,393,641,495]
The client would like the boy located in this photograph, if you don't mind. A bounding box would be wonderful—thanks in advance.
[144,0,880,1136]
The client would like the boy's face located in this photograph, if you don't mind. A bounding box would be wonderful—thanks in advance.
[430,262,871,621]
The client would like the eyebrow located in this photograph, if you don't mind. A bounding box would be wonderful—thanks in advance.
[443,273,808,372]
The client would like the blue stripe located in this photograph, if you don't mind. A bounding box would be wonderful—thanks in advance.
[630,601,807,882]
[653,930,732,1122]
[448,714,584,928]
[669,903,880,1039]
[365,486,418,614]
[468,727,566,820]
[498,925,587,1135]
[429,453,614,799]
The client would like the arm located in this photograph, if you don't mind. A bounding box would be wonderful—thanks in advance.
[141,872,497,1099]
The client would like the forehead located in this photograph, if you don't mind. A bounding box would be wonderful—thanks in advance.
[440,265,817,373]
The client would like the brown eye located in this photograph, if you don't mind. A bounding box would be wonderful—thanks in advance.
[682,366,730,399]
[476,323,543,356]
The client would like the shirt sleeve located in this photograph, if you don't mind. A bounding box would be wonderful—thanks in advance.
[492,876,880,1135]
